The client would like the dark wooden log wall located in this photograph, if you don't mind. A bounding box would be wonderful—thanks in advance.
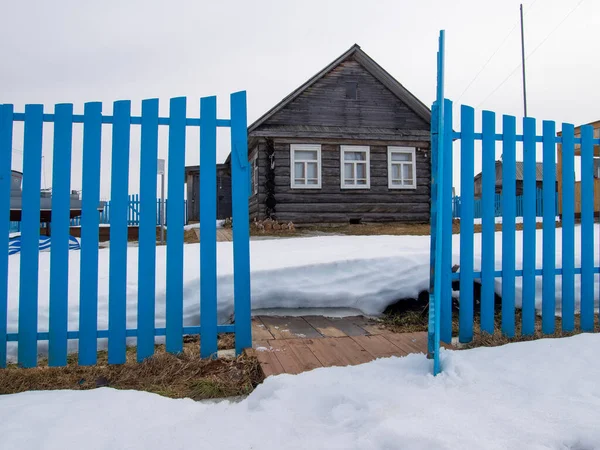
[250,139,430,223]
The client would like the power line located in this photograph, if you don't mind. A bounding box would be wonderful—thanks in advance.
[476,0,586,110]
[456,0,540,102]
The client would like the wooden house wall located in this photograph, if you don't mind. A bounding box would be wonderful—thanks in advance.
[251,138,430,223]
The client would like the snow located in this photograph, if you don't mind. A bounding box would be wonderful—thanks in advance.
[2,334,600,449]
[6,235,431,360]
[5,225,600,360]
[472,216,560,224]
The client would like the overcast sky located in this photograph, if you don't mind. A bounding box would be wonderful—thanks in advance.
[2,0,598,198]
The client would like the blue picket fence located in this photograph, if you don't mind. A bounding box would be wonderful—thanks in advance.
[10,196,187,231]
[429,30,599,375]
[0,93,251,368]
[451,189,557,218]
[71,195,187,227]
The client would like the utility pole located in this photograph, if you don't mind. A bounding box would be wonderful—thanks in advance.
[520,3,528,117]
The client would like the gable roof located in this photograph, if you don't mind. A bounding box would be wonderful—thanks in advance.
[247,44,431,134]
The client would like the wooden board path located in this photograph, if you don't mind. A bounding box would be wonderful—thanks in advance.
[248,316,437,377]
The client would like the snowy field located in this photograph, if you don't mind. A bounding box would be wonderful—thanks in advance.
[2,334,600,449]
[5,225,600,360]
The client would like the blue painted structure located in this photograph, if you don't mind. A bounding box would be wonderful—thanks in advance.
[428,31,600,375]
[9,235,80,256]
[0,94,251,368]
[451,189,556,219]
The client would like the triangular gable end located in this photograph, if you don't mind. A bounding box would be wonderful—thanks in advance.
[248,44,431,134]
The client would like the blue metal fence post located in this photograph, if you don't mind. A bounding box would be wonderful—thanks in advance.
[501,115,516,338]
[542,121,556,334]
[166,97,186,354]
[522,117,537,335]
[48,103,74,367]
[18,104,44,368]
[0,104,14,368]
[79,102,102,365]
[200,96,218,358]
[427,101,439,359]
[561,123,575,332]
[459,105,475,343]
[441,98,453,345]
[108,100,131,364]
[231,91,252,355]
[580,125,594,331]
[137,98,159,362]
[480,110,496,334]
[429,30,445,375]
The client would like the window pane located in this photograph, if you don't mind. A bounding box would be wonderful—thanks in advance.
[356,163,367,179]
[392,179,402,185]
[344,163,353,180]
[344,179,355,185]
[344,151,366,161]
[294,179,304,185]
[392,164,401,180]
[307,162,318,179]
[295,162,304,179]
[307,179,318,185]
[402,164,411,180]
[357,179,367,185]
[295,150,317,161]
[392,152,411,162]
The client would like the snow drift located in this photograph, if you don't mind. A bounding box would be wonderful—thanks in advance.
[2,334,600,449]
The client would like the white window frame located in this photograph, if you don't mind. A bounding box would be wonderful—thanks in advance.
[250,154,258,196]
[340,145,370,189]
[388,146,417,189]
[290,144,321,189]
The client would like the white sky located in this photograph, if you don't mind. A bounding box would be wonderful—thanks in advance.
[2,0,599,198]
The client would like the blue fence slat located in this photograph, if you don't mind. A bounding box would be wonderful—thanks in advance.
[200,96,218,358]
[18,104,44,368]
[521,117,537,335]
[428,102,439,359]
[501,115,516,338]
[580,125,595,331]
[480,110,496,334]
[108,100,131,364]
[459,105,475,343]
[439,98,453,344]
[137,98,159,362]
[542,120,557,334]
[166,97,186,354]
[231,91,252,354]
[561,123,575,332]
[78,102,103,365]
[0,104,14,368]
[48,104,74,367]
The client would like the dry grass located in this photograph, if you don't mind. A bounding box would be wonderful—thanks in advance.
[249,220,562,238]
[464,312,599,349]
[0,334,263,399]
[382,308,599,349]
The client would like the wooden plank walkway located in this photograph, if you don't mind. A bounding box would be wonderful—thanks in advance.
[250,315,433,377]
[192,227,232,242]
